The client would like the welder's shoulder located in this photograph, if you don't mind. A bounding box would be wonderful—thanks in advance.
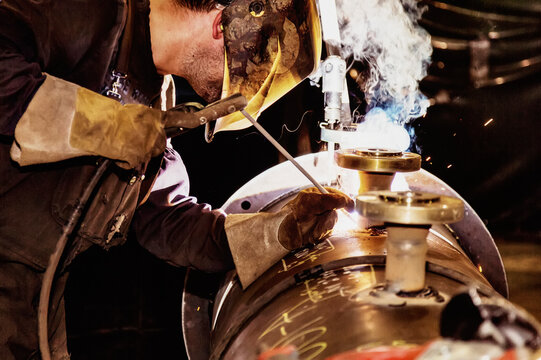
[0,0,123,56]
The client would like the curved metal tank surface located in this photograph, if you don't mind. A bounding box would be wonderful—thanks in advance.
[183,152,510,360]
[220,152,507,297]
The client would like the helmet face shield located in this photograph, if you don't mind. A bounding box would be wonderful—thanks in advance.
[211,0,321,135]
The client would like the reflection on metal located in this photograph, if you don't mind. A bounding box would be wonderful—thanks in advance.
[356,191,464,225]
[216,153,506,296]
[356,191,465,293]
[322,56,348,125]
[335,149,421,174]
[335,149,421,197]
[401,169,508,298]
[182,153,513,359]
[320,124,364,145]
[209,228,495,359]
[427,0,541,23]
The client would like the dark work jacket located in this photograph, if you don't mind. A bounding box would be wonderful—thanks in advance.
[0,0,234,273]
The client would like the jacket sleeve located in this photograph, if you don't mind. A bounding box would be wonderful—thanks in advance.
[132,147,235,273]
[0,10,45,136]
[0,1,126,137]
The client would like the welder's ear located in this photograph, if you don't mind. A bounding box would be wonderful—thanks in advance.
[212,10,223,40]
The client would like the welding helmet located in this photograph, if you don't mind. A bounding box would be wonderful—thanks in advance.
[206,0,322,140]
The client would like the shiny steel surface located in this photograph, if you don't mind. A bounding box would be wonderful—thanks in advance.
[335,149,421,173]
[402,170,508,297]
[222,269,450,360]
[210,227,494,360]
[356,191,465,225]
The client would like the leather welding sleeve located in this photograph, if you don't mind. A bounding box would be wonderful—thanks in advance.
[225,188,354,288]
[8,74,167,169]
[132,148,235,273]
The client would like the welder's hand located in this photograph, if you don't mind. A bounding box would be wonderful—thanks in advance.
[163,103,204,130]
[224,187,354,288]
[277,187,355,250]
[10,74,246,169]
[10,74,167,169]
[71,104,167,170]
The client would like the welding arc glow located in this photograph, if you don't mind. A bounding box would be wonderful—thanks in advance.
[333,209,360,234]
[324,0,432,153]
[349,108,411,151]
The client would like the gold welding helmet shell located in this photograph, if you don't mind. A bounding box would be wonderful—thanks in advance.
[208,0,322,138]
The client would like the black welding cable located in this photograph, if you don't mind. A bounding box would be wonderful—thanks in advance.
[38,159,111,360]
[37,0,135,356]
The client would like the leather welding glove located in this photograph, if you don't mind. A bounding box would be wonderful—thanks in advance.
[10,74,220,169]
[225,187,354,288]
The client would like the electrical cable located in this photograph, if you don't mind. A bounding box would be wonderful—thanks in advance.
[36,93,247,359]
[38,159,111,360]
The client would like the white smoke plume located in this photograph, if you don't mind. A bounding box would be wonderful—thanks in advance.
[335,0,432,127]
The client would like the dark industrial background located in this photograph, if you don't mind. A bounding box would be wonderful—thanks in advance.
[65,1,541,359]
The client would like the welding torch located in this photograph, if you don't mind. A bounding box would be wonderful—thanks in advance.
[165,93,248,138]
[166,96,331,196]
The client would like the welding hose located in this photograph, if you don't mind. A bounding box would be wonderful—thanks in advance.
[38,159,111,360]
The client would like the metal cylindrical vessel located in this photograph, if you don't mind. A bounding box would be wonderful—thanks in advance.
[183,152,518,360]
[210,215,492,360]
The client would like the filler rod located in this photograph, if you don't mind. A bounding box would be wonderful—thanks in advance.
[241,110,329,195]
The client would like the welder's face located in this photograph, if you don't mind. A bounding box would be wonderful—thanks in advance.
[149,0,224,102]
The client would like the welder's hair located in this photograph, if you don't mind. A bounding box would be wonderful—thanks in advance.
[173,0,231,11]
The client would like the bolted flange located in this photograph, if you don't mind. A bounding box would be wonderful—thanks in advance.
[356,191,465,292]
[335,148,421,173]
[356,191,464,225]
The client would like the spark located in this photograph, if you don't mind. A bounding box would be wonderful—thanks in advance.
[447,164,453,169]
[425,156,431,161]
[484,118,494,126]
[478,265,483,273]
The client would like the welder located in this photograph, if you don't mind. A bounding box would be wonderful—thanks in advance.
[0,0,352,358]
